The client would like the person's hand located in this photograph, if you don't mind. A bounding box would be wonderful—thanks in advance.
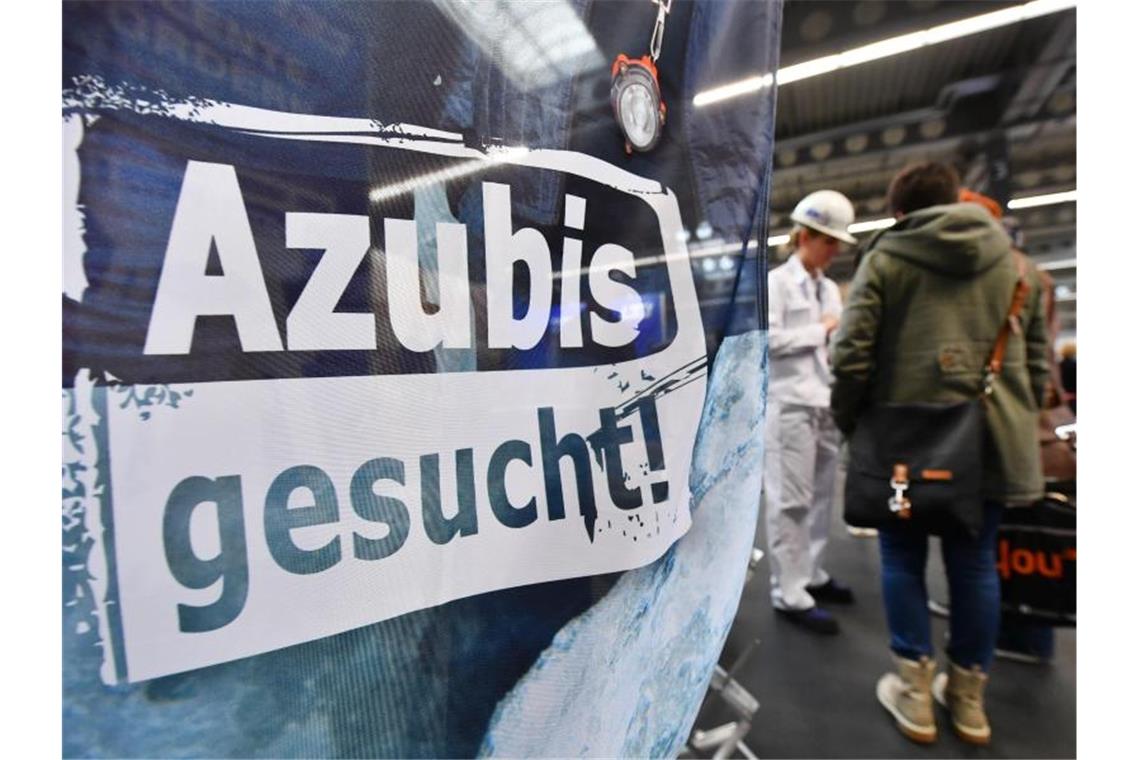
[821,314,840,334]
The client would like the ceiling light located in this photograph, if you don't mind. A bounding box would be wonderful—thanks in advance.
[881,125,907,146]
[809,141,833,160]
[838,30,927,67]
[776,55,841,86]
[919,118,946,139]
[767,217,893,247]
[1008,190,1077,209]
[848,217,895,233]
[368,146,529,204]
[693,0,1075,107]
[691,239,757,258]
[1037,258,1077,271]
[845,134,869,153]
[431,0,604,90]
[692,74,773,108]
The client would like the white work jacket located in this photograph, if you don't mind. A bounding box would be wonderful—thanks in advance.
[766,254,842,408]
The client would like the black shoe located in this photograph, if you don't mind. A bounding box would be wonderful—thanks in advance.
[807,578,855,605]
[775,606,840,635]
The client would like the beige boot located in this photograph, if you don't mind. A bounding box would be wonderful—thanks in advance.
[932,662,991,745]
[876,655,937,744]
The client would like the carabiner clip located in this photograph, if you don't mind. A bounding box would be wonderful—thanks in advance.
[649,0,672,62]
[888,464,912,519]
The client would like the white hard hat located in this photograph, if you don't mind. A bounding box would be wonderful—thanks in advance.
[790,190,856,244]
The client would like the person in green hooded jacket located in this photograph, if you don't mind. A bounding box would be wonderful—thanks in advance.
[830,162,1048,747]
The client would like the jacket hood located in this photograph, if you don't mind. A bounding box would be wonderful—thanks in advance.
[871,202,1010,277]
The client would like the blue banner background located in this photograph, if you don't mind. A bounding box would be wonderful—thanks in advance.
[62,1,781,755]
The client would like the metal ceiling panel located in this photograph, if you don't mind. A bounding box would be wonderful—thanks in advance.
[774,16,1065,139]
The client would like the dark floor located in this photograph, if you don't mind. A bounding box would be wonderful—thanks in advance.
[690,499,1077,759]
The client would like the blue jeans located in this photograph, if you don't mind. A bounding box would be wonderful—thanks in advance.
[878,502,1003,671]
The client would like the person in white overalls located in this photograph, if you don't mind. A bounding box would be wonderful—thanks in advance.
[763,190,857,635]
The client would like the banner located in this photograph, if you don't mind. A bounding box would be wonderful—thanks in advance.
[63,1,781,755]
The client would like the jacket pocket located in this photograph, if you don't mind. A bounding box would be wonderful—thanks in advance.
[933,342,991,395]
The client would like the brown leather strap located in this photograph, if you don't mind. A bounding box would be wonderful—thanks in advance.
[986,252,1031,376]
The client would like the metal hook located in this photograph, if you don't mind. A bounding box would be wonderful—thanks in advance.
[649,0,672,62]
[983,369,996,396]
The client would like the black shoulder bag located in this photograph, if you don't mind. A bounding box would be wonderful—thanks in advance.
[843,263,1030,536]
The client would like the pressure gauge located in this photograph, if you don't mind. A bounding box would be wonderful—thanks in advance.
[611,54,666,154]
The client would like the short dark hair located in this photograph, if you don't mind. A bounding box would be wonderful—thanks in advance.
[887,162,960,216]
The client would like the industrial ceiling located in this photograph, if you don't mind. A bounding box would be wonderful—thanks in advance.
[769,0,1076,335]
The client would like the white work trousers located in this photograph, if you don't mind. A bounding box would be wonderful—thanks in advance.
[762,400,841,611]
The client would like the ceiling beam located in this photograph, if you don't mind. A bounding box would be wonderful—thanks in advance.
[1001,13,1077,124]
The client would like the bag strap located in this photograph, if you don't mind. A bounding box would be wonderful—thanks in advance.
[983,252,1031,395]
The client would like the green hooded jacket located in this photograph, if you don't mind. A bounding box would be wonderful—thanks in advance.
[830,202,1048,505]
